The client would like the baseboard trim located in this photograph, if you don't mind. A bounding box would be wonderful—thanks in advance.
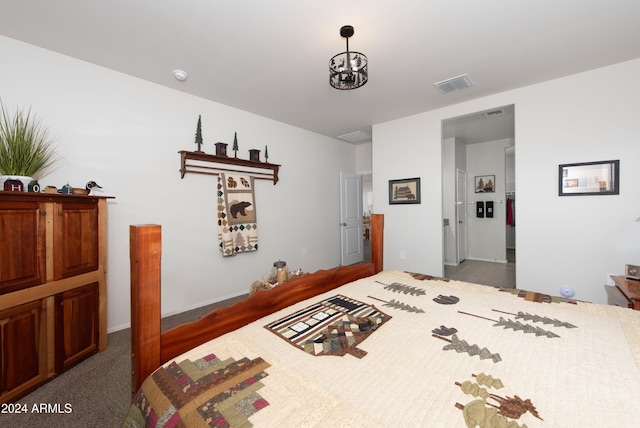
[466,257,508,264]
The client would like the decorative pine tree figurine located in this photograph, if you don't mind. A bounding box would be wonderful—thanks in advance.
[194,115,203,152]
[265,145,269,162]
[232,132,239,158]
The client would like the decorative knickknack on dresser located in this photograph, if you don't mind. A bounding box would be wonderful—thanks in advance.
[0,191,113,403]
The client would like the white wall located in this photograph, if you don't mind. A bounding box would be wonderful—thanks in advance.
[373,113,444,275]
[466,138,512,262]
[373,58,640,304]
[1,35,357,331]
[355,142,372,174]
[355,142,373,215]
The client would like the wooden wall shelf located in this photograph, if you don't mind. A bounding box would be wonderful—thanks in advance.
[179,150,280,184]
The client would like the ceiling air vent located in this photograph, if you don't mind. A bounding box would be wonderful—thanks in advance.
[337,130,371,143]
[433,74,474,94]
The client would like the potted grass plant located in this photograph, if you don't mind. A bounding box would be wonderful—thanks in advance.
[0,100,59,189]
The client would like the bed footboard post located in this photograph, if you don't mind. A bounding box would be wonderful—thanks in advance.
[130,224,162,397]
[371,214,384,273]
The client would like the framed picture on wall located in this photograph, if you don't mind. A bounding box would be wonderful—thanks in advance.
[625,264,640,281]
[474,175,495,193]
[389,178,421,204]
[558,160,619,196]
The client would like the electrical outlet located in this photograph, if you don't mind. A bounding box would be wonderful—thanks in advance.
[301,247,307,255]
[400,250,406,259]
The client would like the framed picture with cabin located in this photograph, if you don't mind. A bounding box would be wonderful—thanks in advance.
[389,177,421,204]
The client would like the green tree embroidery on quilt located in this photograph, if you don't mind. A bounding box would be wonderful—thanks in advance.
[382,299,425,313]
[492,309,577,329]
[377,281,427,296]
[433,333,502,363]
[458,311,562,339]
[455,372,543,427]
[493,317,560,338]
[474,373,504,389]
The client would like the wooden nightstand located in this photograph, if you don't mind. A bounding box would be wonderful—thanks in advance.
[611,275,640,310]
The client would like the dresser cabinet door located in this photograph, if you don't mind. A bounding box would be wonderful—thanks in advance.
[54,202,99,279]
[0,300,46,399]
[55,282,99,372]
[0,201,46,295]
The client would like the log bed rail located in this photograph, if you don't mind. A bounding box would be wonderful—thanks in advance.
[129,214,384,395]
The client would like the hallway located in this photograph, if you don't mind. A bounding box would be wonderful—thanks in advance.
[444,249,515,288]
[366,237,515,289]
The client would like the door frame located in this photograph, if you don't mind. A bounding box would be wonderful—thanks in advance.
[456,168,468,264]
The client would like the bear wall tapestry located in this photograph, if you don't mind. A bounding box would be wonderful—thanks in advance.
[218,173,258,256]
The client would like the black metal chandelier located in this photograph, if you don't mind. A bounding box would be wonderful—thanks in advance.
[329,25,368,90]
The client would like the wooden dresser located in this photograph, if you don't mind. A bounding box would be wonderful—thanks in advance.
[611,275,640,310]
[0,191,111,403]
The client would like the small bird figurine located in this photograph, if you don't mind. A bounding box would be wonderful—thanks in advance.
[86,181,102,196]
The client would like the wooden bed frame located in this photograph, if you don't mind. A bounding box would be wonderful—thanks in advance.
[129,214,384,395]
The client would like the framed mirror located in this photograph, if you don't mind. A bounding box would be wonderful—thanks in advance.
[559,160,619,196]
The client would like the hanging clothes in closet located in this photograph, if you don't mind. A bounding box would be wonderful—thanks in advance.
[506,195,515,227]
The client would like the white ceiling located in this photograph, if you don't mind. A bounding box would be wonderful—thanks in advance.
[1,1,639,144]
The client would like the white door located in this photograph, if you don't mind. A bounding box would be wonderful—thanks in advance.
[340,172,363,266]
[456,169,468,263]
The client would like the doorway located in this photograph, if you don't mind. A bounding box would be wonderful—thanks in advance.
[339,172,364,266]
[362,173,373,263]
[505,146,516,264]
[441,105,516,288]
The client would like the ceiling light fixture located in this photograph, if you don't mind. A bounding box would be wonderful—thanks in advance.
[173,69,188,81]
[329,25,368,90]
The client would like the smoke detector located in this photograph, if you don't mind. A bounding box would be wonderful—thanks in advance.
[173,69,188,81]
